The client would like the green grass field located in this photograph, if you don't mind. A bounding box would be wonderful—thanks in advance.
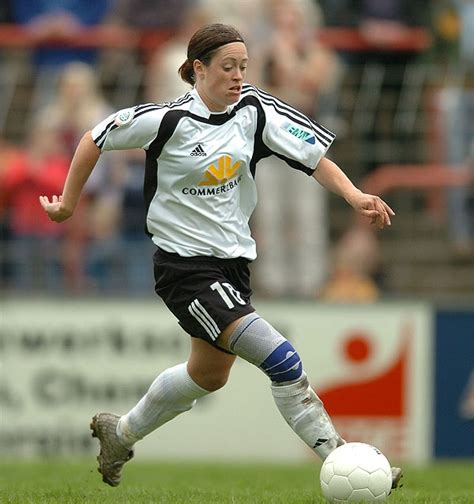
[0,459,473,503]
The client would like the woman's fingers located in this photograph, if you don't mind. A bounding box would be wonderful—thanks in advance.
[39,195,51,210]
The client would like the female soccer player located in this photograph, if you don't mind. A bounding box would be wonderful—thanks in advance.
[40,24,401,489]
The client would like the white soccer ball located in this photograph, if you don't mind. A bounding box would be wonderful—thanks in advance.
[320,442,392,502]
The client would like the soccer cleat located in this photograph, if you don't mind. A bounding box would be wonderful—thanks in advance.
[391,466,403,490]
[90,413,134,487]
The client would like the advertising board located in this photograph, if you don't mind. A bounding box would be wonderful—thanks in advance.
[434,310,474,457]
[0,299,432,462]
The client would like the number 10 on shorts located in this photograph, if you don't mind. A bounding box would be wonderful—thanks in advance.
[211,281,246,308]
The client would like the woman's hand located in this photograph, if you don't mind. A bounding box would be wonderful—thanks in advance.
[346,190,395,229]
[312,158,395,229]
[38,131,101,224]
[39,195,73,223]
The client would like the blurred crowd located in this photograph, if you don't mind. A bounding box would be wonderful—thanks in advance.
[0,0,472,300]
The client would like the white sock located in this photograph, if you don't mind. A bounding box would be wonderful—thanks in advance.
[116,362,209,448]
[271,374,344,460]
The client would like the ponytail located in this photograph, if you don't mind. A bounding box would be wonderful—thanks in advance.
[178,59,195,85]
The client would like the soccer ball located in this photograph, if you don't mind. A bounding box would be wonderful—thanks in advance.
[320,442,392,502]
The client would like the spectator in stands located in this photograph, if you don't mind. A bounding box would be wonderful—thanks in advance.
[36,62,126,292]
[437,0,474,257]
[258,0,341,117]
[431,0,461,61]
[11,0,110,68]
[11,0,111,109]
[198,0,266,54]
[36,62,113,156]
[145,3,212,102]
[319,224,381,302]
[252,0,343,298]
[36,62,114,158]
[101,0,198,95]
[0,117,69,290]
[318,0,433,174]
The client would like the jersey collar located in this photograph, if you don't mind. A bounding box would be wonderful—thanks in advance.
[190,87,235,118]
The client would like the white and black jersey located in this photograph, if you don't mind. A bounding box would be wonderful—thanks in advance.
[91,84,335,260]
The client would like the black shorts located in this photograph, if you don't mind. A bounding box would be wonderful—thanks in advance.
[153,248,255,346]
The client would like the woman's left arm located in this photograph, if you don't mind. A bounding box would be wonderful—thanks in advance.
[313,156,395,229]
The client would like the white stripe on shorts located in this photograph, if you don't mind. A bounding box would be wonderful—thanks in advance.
[188,299,220,341]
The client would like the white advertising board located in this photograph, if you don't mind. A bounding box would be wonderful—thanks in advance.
[0,299,432,463]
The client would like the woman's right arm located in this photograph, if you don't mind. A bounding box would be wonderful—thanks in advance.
[39,130,100,222]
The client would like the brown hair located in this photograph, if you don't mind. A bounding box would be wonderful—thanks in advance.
[178,24,245,85]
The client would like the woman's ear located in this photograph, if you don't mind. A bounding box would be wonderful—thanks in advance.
[193,60,205,80]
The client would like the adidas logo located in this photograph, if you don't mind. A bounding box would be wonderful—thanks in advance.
[313,438,329,448]
[190,144,207,156]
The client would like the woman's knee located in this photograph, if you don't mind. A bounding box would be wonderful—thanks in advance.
[203,371,230,392]
[187,337,236,392]
[189,367,230,392]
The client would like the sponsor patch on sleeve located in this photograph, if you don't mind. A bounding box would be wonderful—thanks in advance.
[114,108,134,127]
[281,121,315,144]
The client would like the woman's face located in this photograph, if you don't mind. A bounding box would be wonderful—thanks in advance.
[194,42,248,112]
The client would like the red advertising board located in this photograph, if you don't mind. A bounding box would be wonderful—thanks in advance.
[288,304,433,463]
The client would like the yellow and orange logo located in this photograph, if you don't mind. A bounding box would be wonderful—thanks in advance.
[198,155,241,186]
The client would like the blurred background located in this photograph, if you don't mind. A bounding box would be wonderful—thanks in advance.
[0,0,473,465]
